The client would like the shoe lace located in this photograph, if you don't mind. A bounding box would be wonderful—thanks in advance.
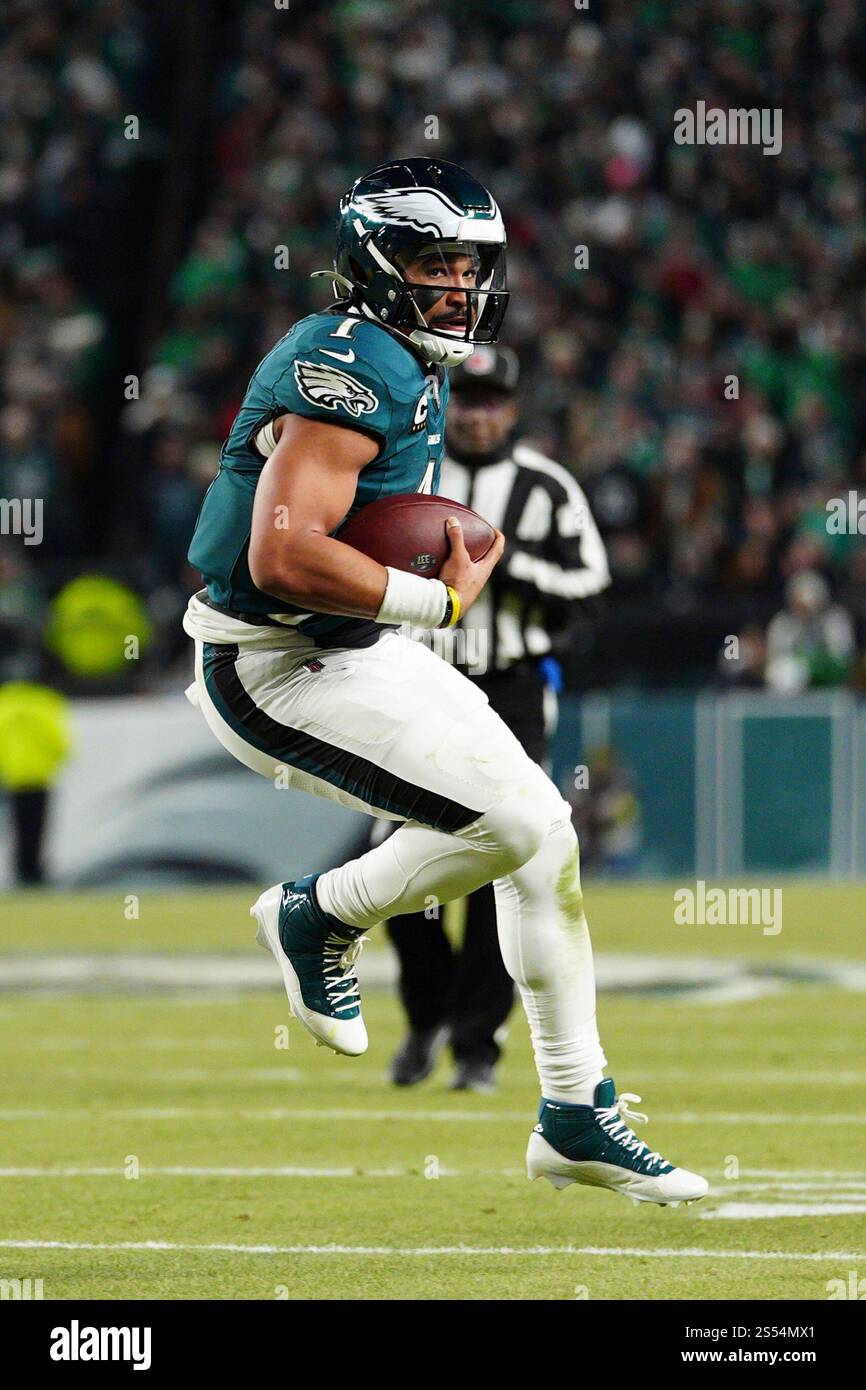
[322,931,365,1014]
[596,1092,664,1170]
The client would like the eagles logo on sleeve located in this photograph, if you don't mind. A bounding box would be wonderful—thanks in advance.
[293,359,380,418]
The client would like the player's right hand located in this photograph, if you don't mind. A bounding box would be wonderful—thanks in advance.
[439,517,505,616]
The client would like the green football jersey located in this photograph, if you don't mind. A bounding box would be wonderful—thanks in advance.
[187,307,449,647]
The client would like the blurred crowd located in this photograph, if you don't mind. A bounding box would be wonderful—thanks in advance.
[0,0,162,683]
[3,0,866,692]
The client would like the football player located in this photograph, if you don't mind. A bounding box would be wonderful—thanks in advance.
[183,158,707,1206]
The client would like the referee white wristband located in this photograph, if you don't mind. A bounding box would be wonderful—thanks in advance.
[375,567,448,629]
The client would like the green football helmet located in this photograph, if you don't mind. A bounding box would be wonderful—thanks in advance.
[318,158,509,368]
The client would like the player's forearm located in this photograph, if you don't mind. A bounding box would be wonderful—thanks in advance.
[251,531,388,617]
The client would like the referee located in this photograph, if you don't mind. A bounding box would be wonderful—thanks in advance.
[379,346,610,1091]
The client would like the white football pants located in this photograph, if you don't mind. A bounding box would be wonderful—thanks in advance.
[191,629,606,1102]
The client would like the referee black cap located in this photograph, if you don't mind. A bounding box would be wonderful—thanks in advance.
[450,346,520,395]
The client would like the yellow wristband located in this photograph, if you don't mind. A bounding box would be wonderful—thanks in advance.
[446,585,461,627]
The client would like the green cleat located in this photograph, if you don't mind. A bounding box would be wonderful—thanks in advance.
[251,874,368,1056]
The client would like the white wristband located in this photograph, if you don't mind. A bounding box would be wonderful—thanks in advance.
[376,567,448,629]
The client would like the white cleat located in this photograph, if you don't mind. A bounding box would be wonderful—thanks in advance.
[527,1129,708,1205]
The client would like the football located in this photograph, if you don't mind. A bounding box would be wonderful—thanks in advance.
[335,493,496,578]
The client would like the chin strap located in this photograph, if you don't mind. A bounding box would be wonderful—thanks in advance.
[310,269,358,298]
[408,330,475,367]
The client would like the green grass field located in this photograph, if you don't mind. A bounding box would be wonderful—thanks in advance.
[0,882,864,1300]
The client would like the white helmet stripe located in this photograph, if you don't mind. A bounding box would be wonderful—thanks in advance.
[456,208,505,243]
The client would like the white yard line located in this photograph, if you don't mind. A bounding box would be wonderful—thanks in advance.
[618,1069,866,1085]
[137,1068,305,1083]
[0,1165,419,1178]
[709,1182,866,1194]
[663,1113,866,1124]
[10,1052,866,1089]
[0,1106,865,1125]
[1,952,863,997]
[0,1238,862,1261]
[737,1168,866,1178]
[703,1202,866,1220]
[0,1106,517,1122]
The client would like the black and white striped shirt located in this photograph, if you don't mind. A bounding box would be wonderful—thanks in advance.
[439,439,610,673]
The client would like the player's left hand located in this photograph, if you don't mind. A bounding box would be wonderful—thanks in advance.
[439,517,505,616]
